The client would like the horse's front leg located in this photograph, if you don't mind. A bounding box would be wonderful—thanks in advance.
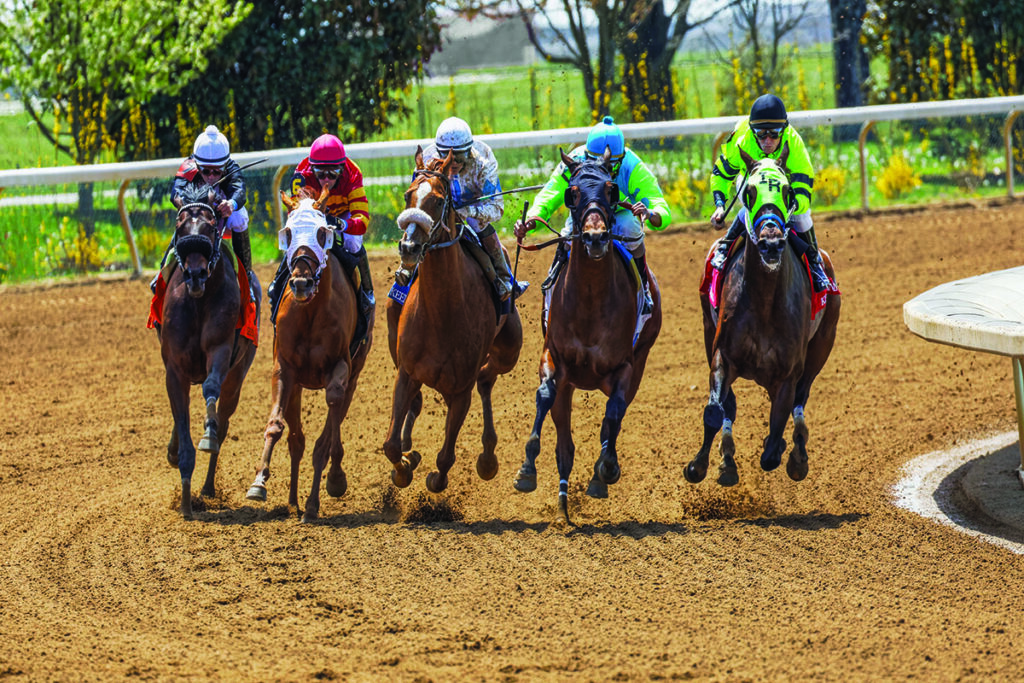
[587,365,634,498]
[686,349,736,485]
[247,367,301,504]
[198,345,233,457]
[551,382,576,525]
[383,369,423,488]
[425,388,473,494]
[165,369,195,519]
[761,380,796,472]
[475,364,501,482]
[514,350,558,493]
[401,389,423,452]
[303,360,351,523]
[202,346,250,498]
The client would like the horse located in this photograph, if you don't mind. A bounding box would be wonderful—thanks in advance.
[686,148,841,486]
[245,187,371,522]
[158,183,260,519]
[383,147,523,492]
[512,148,662,524]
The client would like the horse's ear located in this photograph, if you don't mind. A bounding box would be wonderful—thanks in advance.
[440,149,454,176]
[564,185,579,209]
[559,147,577,173]
[739,147,755,173]
[172,195,183,209]
[743,183,757,210]
[778,141,790,171]
[415,145,425,169]
[602,145,613,170]
[280,190,297,212]
[315,185,330,211]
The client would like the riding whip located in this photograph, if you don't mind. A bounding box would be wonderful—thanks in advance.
[719,167,752,226]
[456,183,546,209]
[512,200,528,301]
[210,157,270,190]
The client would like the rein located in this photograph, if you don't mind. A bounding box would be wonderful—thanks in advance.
[411,168,466,253]
[517,201,644,252]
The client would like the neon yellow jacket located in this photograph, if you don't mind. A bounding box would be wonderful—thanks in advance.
[525,145,671,231]
[711,119,814,215]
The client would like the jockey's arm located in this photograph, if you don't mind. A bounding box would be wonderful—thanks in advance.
[464,154,504,226]
[523,167,570,231]
[784,129,815,215]
[627,162,671,229]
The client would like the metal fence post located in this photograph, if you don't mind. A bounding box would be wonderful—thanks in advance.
[1004,110,1021,198]
[858,120,877,211]
[117,179,143,277]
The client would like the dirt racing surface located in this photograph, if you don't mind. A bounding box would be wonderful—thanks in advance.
[3,199,1024,681]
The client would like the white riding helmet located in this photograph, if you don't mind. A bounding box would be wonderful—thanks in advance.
[193,125,230,166]
[435,117,473,154]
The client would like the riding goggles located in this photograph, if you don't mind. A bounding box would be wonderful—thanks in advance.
[314,167,342,180]
[754,127,785,141]
[199,165,225,176]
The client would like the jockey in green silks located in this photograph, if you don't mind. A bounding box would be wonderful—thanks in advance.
[514,116,671,315]
[709,94,830,292]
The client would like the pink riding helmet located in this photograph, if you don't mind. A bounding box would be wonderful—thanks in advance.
[309,134,346,167]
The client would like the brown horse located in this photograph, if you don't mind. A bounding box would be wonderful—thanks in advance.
[245,188,371,522]
[159,184,259,519]
[512,149,662,524]
[383,147,523,492]
[686,151,840,486]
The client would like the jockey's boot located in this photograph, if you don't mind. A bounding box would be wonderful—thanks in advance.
[710,214,746,271]
[541,240,569,290]
[633,253,653,315]
[232,229,256,300]
[803,227,831,293]
[354,245,376,316]
[481,231,513,301]
[267,259,289,325]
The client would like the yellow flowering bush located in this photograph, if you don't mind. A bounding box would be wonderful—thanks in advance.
[815,166,848,206]
[876,153,921,199]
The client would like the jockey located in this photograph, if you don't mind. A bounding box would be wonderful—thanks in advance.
[155,124,255,293]
[513,116,670,315]
[267,133,375,322]
[401,116,513,301]
[709,94,829,292]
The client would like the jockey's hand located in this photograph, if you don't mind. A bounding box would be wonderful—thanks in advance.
[513,218,536,241]
[630,201,650,223]
[711,205,726,230]
[216,199,233,219]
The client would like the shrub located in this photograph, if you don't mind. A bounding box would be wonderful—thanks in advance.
[876,153,922,199]
[815,165,848,206]
[664,171,709,221]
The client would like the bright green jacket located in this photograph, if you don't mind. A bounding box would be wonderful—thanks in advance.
[711,119,814,215]
[525,145,671,231]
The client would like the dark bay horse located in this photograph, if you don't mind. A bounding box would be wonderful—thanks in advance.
[513,149,662,524]
[245,189,371,522]
[687,150,840,486]
[159,184,259,519]
[383,147,523,492]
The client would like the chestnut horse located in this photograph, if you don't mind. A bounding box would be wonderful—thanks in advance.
[159,184,259,519]
[513,149,662,524]
[686,150,840,486]
[245,188,371,522]
[383,148,523,492]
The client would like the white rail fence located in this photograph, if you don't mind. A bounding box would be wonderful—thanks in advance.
[2,95,1023,277]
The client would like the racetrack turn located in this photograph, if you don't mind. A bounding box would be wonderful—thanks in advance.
[2,199,1024,680]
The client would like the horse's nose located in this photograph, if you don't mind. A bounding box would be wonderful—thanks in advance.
[186,268,208,297]
[758,236,785,260]
[399,238,422,258]
[581,231,610,258]
[289,277,315,302]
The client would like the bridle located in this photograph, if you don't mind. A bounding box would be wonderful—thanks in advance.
[407,168,465,252]
[174,201,222,278]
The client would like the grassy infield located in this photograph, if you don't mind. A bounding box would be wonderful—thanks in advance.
[0,53,1015,284]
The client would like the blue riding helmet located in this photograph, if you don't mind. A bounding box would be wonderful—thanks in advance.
[586,116,625,162]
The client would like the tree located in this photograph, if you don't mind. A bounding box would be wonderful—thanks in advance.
[140,0,443,157]
[828,0,868,141]
[0,0,248,234]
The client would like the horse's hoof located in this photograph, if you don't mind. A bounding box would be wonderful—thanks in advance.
[198,436,219,454]
[391,467,413,489]
[406,450,422,471]
[476,453,499,481]
[717,465,739,487]
[180,479,192,519]
[556,495,573,527]
[513,466,537,493]
[246,485,267,501]
[597,459,620,485]
[167,450,179,468]
[200,484,215,498]
[326,469,348,498]
[786,457,808,481]
[760,454,782,471]
[425,471,447,494]
[585,478,608,499]
[300,511,319,524]
[684,462,707,484]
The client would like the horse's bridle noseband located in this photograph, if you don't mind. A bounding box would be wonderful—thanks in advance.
[174,201,222,277]
[408,168,465,252]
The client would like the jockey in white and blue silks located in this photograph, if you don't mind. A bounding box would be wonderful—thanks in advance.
[514,116,671,315]
[410,116,513,301]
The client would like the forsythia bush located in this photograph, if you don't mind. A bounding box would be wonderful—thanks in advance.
[664,172,709,221]
[876,153,922,199]
[815,165,848,206]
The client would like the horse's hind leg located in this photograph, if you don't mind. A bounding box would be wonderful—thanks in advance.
[401,390,422,452]
[322,360,353,505]
[787,405,810,482]
[475,364,501,481]
[761,382,796,472]
[426,388,473,494]
[514,351,558,493]
[384,370,424,488]
[718,389,739,487]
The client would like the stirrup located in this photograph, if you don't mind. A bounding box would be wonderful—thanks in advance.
[494,277,512,301]
[641,287,653,315]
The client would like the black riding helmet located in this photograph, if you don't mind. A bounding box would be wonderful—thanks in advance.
[749,94,788,130]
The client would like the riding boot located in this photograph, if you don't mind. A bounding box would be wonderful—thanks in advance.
[633,253,653,315]
[267,259,289,325]
[231,229,256,300]
[541,240,569,290]
[481,232,513,301]
[802,227,831,292]
[355,245,376,316]
[710,214,746,271]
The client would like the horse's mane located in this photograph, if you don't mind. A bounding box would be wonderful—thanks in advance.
[178,183,216,209]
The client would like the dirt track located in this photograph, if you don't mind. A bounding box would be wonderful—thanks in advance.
[3,199,1024,680]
